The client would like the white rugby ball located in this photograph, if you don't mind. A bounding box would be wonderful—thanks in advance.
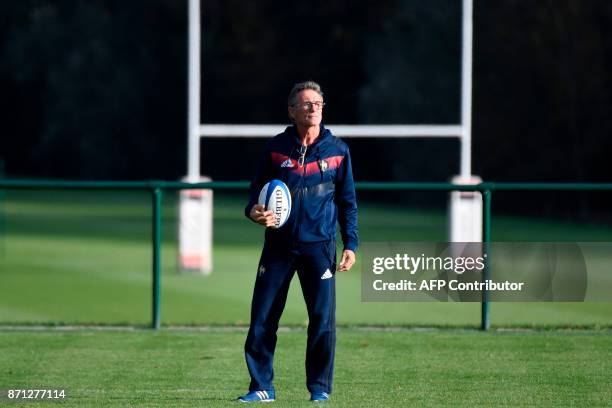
[258,179,291,229]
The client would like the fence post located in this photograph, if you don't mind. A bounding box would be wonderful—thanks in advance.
[481,187,492,331]
[152,187,163,330]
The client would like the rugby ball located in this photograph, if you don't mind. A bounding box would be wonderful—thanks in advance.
[258,179,291,229]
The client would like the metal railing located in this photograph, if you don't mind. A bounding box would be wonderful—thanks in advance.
[1,179,612,330]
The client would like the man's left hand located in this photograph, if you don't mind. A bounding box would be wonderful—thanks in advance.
[338,249,355,272]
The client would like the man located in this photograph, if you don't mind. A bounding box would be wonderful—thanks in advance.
[238,81,358,403]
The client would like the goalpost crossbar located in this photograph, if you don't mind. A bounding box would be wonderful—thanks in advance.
[199,124,464,138]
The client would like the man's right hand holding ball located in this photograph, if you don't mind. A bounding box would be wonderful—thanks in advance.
[250,204,276,227]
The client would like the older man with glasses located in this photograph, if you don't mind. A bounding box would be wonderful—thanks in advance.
[238,81,358,403]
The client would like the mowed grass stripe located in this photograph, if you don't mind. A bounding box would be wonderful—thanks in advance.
[0,329,611,407]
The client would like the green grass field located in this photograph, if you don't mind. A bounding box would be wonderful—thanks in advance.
[1,190,611,406]
[1,328,611,407]
[0,190,611,327]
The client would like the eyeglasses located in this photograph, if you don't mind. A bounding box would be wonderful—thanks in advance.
[298,145,308,167]
[292,101,326,111]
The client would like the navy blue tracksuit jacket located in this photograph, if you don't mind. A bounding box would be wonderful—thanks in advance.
[245,124,358,251]
[243,124,358,395]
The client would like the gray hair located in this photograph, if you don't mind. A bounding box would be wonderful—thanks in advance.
[287,81,324,106]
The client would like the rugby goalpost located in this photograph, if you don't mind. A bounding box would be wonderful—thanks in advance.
[180,0,481,274]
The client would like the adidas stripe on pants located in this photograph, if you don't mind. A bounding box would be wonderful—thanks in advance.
[244,240,336,394]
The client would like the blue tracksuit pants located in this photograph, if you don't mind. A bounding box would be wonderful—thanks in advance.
[244,240,336,394]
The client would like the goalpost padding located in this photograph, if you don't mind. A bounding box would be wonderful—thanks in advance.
[449,175,482,242]
[179,176,213,274]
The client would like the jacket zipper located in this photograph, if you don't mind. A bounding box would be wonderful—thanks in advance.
[296,148,308,243]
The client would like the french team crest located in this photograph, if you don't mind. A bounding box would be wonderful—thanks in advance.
[318,159,328,172]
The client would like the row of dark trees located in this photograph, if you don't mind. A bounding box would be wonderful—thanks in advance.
[1,0,612,218]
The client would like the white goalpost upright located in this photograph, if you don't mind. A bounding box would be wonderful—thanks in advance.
[452,0,482,243]
[180,0,481,274]
[179,0,212,274]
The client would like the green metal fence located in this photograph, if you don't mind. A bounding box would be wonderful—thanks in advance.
[1,179,612,330]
